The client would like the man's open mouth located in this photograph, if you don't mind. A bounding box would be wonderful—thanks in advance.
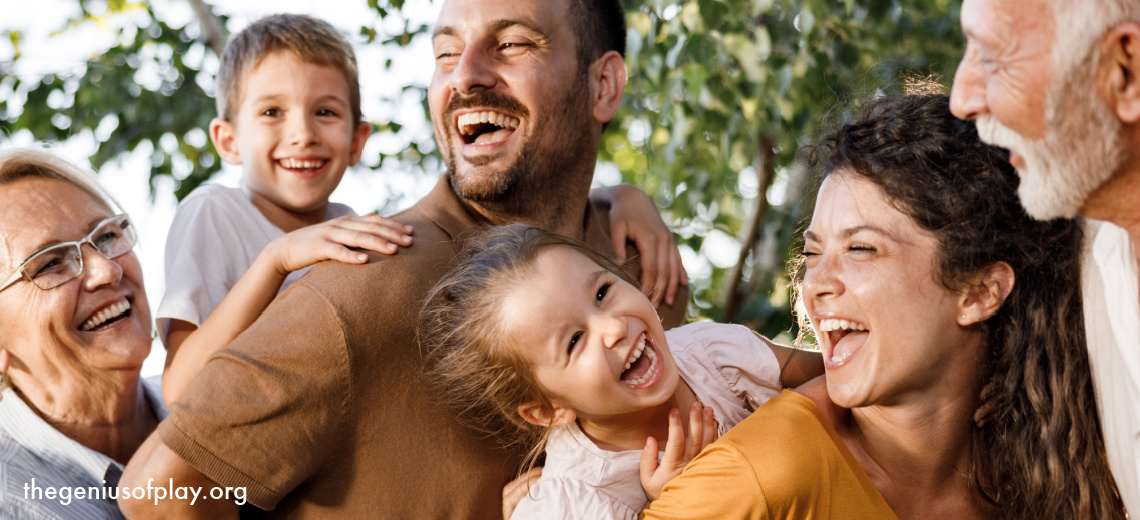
[457,110,520,146]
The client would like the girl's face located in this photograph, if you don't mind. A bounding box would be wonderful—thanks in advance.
[499,246,679,425]
[801,171,980,409]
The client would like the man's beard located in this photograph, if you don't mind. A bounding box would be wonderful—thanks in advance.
[975,54,1124,220]
[444,70,593,213]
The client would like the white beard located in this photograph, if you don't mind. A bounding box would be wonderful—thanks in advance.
[975,75,1124,220]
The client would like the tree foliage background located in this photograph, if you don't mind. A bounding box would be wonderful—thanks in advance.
[1,0,965,343]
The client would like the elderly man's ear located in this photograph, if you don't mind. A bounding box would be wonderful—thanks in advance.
[1099,22,1140,124]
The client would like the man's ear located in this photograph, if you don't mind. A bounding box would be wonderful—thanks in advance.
[518,400,576,428]
[1098,22,1140,124]
[589,50,627,125]
[348,121,372,167]
[209,118,242,165]
[957,262,1015,326]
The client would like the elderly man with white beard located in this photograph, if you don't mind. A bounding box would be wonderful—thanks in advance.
[950,0,1140,514]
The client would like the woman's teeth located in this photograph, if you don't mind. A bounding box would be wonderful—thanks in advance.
[80,300,130,331]
[817,319,867,332]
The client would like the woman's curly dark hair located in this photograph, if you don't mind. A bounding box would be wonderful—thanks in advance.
[795,93,1124,519]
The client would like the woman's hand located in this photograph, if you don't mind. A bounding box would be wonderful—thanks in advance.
[263,213,413,276]
[639,403,718,501]
[502,466,543,520]
[592,184,688,307]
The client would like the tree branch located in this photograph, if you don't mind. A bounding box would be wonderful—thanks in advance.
[723,135,776,322]
[187,0,227,57]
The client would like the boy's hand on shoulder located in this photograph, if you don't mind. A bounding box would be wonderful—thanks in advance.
[639,402,718,501]
[265,213,413,275]
[597,184,688,308]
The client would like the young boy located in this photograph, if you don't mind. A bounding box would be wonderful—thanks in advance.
[156,14,414,404]
[157,14,686,405]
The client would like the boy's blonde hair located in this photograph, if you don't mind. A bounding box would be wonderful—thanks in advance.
[419,224,638,470]
[215,14,362,126]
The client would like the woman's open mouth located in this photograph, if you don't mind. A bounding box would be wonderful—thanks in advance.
[818,318,870,367]
[79,299,132,332]
[620,332,661,387]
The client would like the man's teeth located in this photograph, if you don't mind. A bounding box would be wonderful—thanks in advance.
[80,300,130,331]
[621,335,659,386]
[817,319,867,332]
[279,158,325,169]
[457,111,521,135]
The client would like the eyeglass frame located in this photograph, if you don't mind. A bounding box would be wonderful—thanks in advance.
[0,214,137,293]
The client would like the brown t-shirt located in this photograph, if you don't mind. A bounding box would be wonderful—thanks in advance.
[159,174,688,518]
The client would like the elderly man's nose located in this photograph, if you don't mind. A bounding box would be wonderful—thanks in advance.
[450,50,496,94]
[950,48,988,120]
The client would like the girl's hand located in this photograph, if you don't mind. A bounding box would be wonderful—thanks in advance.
[503,466,543,520]
[264,213,413,276]
[595,184,688,307]
[639,403,718,501]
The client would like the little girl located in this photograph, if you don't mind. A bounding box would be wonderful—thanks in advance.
[420,224,823,519]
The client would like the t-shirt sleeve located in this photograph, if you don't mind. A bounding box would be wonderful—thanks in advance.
[157,282,351,510]
[641,442,768,520]
[670,322,783,418]
[511,478,640,520]
[155,190,254,345]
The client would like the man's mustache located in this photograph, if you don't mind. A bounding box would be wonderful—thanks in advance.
[445,91,530,121]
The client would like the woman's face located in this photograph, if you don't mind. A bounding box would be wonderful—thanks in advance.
[0,177,152,384]
[499,246,679,425]
[801,171,979,408]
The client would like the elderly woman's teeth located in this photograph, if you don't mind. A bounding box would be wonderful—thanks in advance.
[80,300,131,331]
[818,319,868,332]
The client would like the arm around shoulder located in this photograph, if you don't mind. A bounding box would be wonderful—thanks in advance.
[120,432,240,519]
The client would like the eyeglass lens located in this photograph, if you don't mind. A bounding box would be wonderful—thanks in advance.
[22,216,136,290]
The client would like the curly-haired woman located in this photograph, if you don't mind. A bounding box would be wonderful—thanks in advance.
[641,94,1124,519]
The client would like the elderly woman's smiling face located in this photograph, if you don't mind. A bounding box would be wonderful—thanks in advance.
[0,176,152,380]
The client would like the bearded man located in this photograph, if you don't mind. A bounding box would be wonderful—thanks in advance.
[119,0,688,518]
[950,0,1140,514]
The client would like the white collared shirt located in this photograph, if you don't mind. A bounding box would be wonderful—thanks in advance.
[0,377,167,519]
[1081,219,1140,514]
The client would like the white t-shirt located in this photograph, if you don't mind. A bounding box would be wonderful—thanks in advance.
[511,322,784,520]
[155,184,355,345]
[1080,219,1140,514]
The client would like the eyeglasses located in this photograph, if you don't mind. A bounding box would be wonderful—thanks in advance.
[0,215,137,292]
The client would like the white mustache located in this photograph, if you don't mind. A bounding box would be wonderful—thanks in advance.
[975,115,1030,152]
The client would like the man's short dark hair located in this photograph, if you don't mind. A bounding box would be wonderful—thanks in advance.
[569,0,626,70]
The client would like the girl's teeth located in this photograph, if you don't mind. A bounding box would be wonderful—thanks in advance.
[621,337,658,385]
[624,335,648,370]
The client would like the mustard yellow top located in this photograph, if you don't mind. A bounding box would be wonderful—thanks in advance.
[642,389,898,520]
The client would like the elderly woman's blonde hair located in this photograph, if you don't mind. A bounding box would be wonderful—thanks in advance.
[0,146,122,213]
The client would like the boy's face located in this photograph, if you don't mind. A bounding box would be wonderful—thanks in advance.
[210,51,370,215]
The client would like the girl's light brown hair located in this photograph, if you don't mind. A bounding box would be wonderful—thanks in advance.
[419,223,638,470]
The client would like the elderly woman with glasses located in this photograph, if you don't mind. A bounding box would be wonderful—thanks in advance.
[0,147,164,519]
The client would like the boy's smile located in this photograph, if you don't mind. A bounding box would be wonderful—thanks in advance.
[210,51,370,230]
